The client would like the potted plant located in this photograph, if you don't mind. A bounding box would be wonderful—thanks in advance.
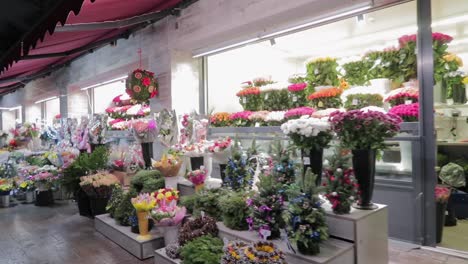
[178,216,218,246]
[0,180,13,208]
[281,116,332,186]
[329,109,401,209]
[18,180,36,203]
[221,241,286,264]
[223,151,254,191]
[218,191,250,231]
[180,235,224,264]
[323,167,358,214]
[131,193,157,240]
[435,185,451,243]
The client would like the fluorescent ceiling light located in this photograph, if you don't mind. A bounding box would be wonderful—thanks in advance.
[8,106,21,111]
[34,96,58,104]
[80,75,127,91]
[432,14,468,27]
[193,37,261,58]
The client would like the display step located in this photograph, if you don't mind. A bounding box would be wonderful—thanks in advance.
[154,248,181,264]
[95,214,164,260]
[177,177,222,196]
[217,222,354,264]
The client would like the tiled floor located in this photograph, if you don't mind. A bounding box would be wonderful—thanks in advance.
[0,200,467,264]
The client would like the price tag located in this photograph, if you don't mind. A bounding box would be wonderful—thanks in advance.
[223,237,229,246]
[255,122,260,127]
[243,97,247,104]
[303,157,311,165]
[201,211,205,218]
[352,99,359,105]
[260,229,271,241]
[318,101,324,108]
[292,95,298,102]
[314,69,319,75]
[265,94,269,100]
[405,100,412,105]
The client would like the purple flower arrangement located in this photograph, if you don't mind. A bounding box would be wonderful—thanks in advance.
[329,110,402,150]
[388,103,418,122]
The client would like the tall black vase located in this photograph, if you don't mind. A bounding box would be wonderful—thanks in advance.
[302,148,323,187]
[436,202,447,243]
[141,142,153,168]
[352,149,377,210]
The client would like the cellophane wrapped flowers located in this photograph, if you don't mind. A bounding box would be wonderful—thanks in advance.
[389,103,419,122]
[281,116,332,150]
[185,167,207,186]
[79,171,120,198]
[323,168,358,214]
[435,186,451,203]
[151,188,186,226]
[329,109,402,150]
[29,165,61,190]
[152,153,182,177]
[131,193,157,212]
[307,87,343,109]
[132,118,158,143]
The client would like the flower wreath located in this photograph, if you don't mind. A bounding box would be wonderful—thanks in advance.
[126,68,158,103]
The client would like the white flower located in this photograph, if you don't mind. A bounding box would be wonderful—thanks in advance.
[126,104,142,116]
[332,192,338,196]
[265,111,285,122]
[350,196,355,201]
[336,168,343,173]
[361,106,386,113]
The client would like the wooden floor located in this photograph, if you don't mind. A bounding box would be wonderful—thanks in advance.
[0,200,466,264]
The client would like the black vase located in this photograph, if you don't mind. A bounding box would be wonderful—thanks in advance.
[436,202,447,243]
[141,142,153,169]
[35,190,54,206]
[89,197,109,218]
[352,149,378,210]
[190,156,204,170]
[219,164,227,182]
[302,148,323,186]
[76,189,92,217]
[297,240,320,255]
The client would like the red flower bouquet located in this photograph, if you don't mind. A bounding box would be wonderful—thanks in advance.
[385,87,419,106]
[389,103,419,122]
[126,69,158,103]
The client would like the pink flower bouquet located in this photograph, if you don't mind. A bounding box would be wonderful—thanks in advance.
[288,82,308,107]
[185,167,207,186]
[208,137,232,153]
[389,103,418,122]
[150,204,187,226]
[435,186,451,203]
[284,107,315,120]
[385,87,419,107]
[132,118,158,143]
[230,111,253,127]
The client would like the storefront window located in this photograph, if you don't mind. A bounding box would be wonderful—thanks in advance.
[25,104,41,124]
[45,98,60,126]
[92,80,126,114]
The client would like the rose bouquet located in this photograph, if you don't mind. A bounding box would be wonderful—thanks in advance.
[237,87,262,111]
[389,103,419,122]
[262,87,291,111]
[307,87,343,109]
[210,112,231,127]
[288,82,309,108]
[132,118,158,143]
[150,203,187,226]
[385,87,419,106]
[323,168,357,214]
[306,57,340,89]
[152,153,182,177]
[229,111,253,127]
[79,171,120,198]
[185,167,207,190]
[126,68,158,103]
[154,188,180,207]
[248,111,269,126]
[131,193,157,212]
[329,110,402,150]
[344,93,383,110]
[284,107,315,120]
[281,116,332,150]
[265,111,286,126]
[207,137,232,153]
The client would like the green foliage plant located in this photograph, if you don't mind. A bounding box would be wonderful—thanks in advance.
[180,235,224,264]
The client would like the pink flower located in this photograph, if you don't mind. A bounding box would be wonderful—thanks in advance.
[142,77,151,87]
[284,107,315,119]
[388,103,419,122]
[287,82,307,92]
[229,111,253,120]
[133,85,141,93]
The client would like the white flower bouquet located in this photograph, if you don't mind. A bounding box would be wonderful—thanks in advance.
[281,116,333,150]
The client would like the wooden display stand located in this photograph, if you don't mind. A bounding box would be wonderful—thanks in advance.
[323,203,389,264]
[95,214,164,259]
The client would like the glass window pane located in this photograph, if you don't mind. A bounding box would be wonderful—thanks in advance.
[93,81,126,114]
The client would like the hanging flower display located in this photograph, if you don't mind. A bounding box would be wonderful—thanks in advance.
[126,69,158,103]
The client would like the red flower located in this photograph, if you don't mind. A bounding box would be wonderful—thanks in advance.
[150,90,158,98]
[142,77,151,87]
[133,85,141,93]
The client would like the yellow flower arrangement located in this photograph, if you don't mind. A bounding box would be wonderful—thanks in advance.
[443,53,463,67]
[131,193,157,212]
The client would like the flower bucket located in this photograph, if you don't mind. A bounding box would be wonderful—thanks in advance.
[35,190,54,207]
[0,194,10,208]
[352,149,377,210]
[25,191,34,203]
[90,197,109,217]
[159,225,180,246]
[165,176,179,190]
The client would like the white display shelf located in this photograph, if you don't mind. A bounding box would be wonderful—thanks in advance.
[217,222,354,264]
[323,203,388,264]
[95,214,164,259]
[177,176,222,196]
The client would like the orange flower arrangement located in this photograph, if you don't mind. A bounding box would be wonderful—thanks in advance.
[210,112,231,127]
[308,87,343,109]
[236,87,260,97]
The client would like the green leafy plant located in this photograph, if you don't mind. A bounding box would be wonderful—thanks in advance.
[114,189,138,226]
[25,155,50,167]
[344,93,383,110]
[180,235,224,264]
[364,49,402,82]
[180,188,226,220]
[219,190,250,230]
[342,60,371,86]
[224,151,254,191]
[130,169,164,193]
[262,89,291,111]
[106,185,124,218]
[61,146,109,195]
[306,58,340,90]
[439,162,466,188]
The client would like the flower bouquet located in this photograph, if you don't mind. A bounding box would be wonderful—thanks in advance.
[154,188,180,207]
[342,60,371,86]
[156,109,178,147]
[288,82,309,108]
[344,93,383,110]
[207,137,232,165]
[329,110,401,209]
[262,87,291,111]
[307,87,343,109]
[132,118,157,143]
[221,241,286,264]
[265,111,286,126]
[237,87,262,111]
[151,188,186,245]
[252,76,275,87]
[323,168,358,214]
[89,114,108,145]
[126,68,158,103]
[179,113,193,145]
[389,103,419,122]
[79,171,120,198]
[210,112,231,127]
[131,193,157,240]
[229,111,253,127]
[306,57,340,90]
[29,165,60,191]
[18,180,36,192]
[152,153,182,178]
[385,87,419,106]
[248,111,269,126]
[185,167,207,191]
[109,119,129,131]
[284,107,315,120]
